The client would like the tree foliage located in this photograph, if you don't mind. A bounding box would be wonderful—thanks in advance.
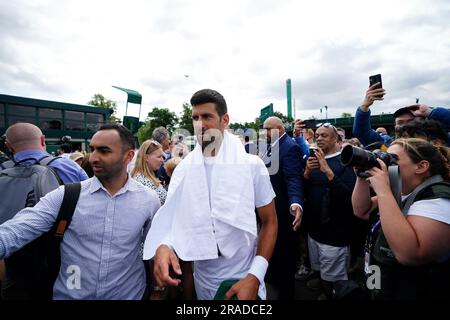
[178,102,194,135]
[273,111,294,124]
[137,107,178,144]
[87,93,120,123]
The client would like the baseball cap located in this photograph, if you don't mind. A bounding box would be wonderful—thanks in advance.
[393,105,418,118]
[70,151,84,162]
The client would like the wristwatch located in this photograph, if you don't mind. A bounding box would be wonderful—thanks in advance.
[152,286,166,292]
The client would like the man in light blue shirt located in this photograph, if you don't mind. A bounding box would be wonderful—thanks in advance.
[4,123,88,183]
[0,124,161,299]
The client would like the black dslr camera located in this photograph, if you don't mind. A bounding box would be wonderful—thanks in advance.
[340,144,398,178]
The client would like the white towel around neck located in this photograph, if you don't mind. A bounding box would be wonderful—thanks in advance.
[143,131,257,261]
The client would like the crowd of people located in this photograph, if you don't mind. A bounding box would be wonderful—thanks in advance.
[0,85,449,301]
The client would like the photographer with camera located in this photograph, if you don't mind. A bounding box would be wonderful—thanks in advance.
[351,138,450,299]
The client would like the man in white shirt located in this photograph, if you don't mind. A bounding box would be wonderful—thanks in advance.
[144,89,277,300]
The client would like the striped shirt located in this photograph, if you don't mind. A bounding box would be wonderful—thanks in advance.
[0,175,160,299]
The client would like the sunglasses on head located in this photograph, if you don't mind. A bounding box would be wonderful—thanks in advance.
[318,122,337,131]
[145,140,162,153]
[317,123,342,139]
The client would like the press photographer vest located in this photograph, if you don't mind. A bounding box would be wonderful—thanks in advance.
[368,176,450,300]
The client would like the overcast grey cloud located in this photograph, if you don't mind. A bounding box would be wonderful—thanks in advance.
[0,0,449,124]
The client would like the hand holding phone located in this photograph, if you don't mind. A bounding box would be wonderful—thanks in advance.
[362,74,385,111]
[369,74,382,88]
[293,119,305,137]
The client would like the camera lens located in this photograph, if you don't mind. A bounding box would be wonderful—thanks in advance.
[341,145,397,170]
[341,145,371,168]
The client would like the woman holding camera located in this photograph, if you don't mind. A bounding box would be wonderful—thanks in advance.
[352,138,450,299]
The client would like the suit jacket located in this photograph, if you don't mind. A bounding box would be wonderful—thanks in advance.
[267,133,304,221]
[265,133,304,298]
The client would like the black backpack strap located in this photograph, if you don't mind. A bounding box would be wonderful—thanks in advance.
[38,155,64,185]
[53,182,81,241]
[38,155,61,166]
[14,157,40,165]
[45,182,81,296]
[39,156,62,167]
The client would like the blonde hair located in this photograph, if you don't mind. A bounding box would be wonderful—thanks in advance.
[164,157,182,177]
[131,139,162,186]
[391,138,450,181]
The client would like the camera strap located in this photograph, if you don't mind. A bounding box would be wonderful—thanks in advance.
[364,165,400,273]
[401,175,444,214]
[388,165,402,207]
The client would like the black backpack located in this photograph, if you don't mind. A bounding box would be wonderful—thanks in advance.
[0,156,81,300]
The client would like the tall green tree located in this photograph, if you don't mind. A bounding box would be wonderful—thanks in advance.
[87,93,120,123]
[178,102,194,135]
[137,107,178,144]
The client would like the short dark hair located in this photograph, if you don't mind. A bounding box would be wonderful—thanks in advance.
[422,119,449,143]
[397,119,448,143]
[60,143,72,153]
[99,123,135,151]
[190,89,227,117]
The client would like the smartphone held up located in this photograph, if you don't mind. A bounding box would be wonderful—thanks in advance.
[369,74,382,88]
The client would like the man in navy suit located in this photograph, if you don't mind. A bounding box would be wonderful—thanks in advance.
[262,116,304,300]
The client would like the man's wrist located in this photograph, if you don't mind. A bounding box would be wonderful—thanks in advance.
[152,286,166,292]
[290,203,302,216]
[325,169,335,181]
[359,105,370,112]
[304,168,311,178]
[248,255,268,285]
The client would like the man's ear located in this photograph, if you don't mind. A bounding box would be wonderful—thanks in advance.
[124,148,135,165]
[222,113,229,127]
[41,135,46,148]
[4,140,14,153]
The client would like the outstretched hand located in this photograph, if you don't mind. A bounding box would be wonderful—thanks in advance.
[225,274,259,300]
[153,245,182,287]
[291,205,303,231]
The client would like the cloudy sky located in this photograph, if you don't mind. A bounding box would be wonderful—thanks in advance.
[1,0,449,124]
